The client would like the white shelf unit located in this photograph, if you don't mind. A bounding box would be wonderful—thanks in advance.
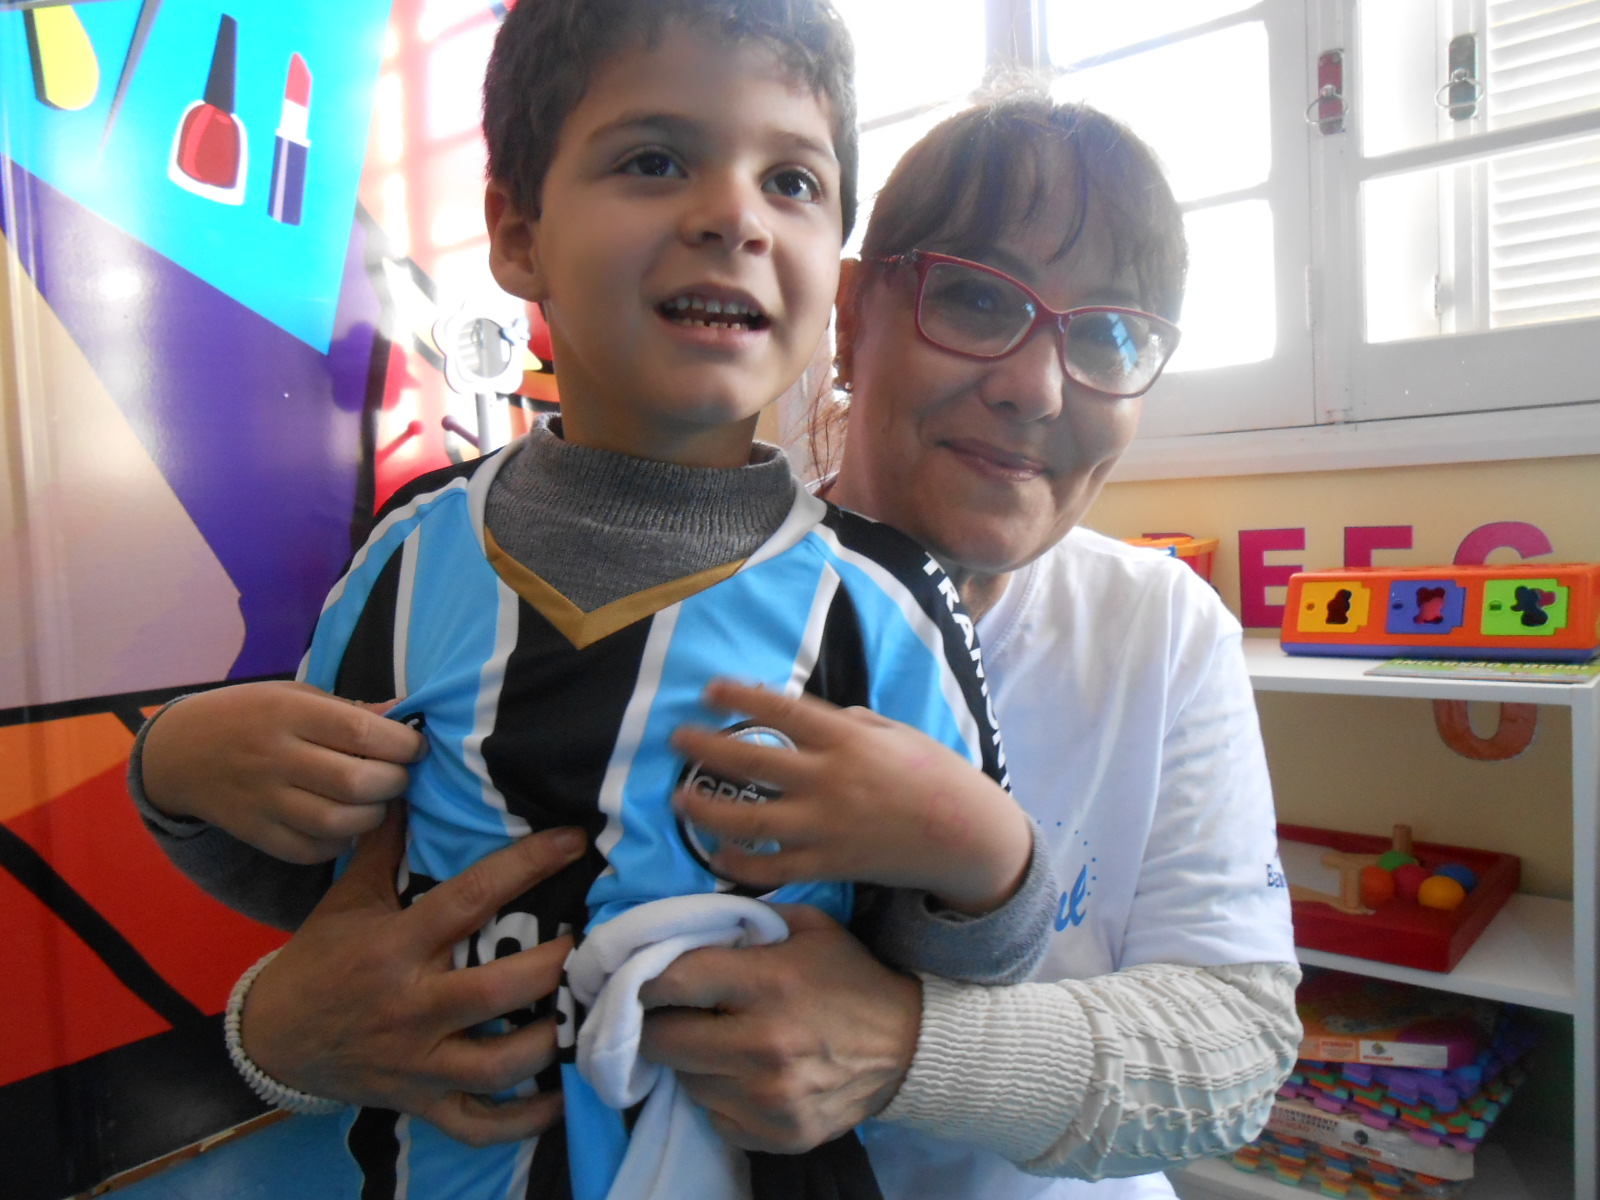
[1238,639,1600,1200]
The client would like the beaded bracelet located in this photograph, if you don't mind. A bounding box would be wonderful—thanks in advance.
[224,949,346,1115]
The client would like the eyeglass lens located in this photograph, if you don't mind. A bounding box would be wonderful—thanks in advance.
[917,260,1174,396]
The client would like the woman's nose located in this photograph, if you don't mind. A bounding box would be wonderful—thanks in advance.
[979,323,1066,422]
[681,174,771,254]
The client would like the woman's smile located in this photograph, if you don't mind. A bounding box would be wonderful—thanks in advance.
[939,437,1051,483]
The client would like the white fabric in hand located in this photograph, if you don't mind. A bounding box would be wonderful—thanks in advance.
[566,894,791,1200]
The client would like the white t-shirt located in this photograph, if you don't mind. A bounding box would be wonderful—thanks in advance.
[864,527,1296,1200]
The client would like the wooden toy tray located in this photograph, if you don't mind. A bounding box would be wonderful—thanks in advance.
[1279,823,1520,973]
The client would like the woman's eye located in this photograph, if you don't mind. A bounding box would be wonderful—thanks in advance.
[620,151,684,179]
[764,168,821,202]
[932,279,1021,319]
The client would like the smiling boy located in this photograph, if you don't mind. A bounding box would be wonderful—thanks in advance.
[137,3,1058,1198]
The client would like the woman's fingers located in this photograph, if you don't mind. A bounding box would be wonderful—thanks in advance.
[405,826,588,951]
[315,803,410,914]
[419,1089,564,1149]
[638,911,920,1153]
[431,934,574,1030]
[427,1016,563,1096]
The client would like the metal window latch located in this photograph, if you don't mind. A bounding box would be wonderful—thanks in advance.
[1436,33,1482,120]
[1307,49,1346,134]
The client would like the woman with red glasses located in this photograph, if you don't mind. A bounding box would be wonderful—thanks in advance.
[134,93,1298,1198]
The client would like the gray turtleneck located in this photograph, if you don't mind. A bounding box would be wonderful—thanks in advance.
[485,417,797,610]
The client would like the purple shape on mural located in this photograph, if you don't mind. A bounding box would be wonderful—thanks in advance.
[1,159,380,682]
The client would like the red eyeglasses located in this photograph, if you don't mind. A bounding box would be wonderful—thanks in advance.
[875,250,1181,399]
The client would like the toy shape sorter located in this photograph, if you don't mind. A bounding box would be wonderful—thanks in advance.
[1279,562,1600,662]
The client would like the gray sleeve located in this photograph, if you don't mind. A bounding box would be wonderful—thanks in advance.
[128,701,333,931]
[853,823,1056,986]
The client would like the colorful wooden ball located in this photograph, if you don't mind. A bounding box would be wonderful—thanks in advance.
[1434,862,1478,893]
[1376,850,1419,871]
[1359,865,1396,908]
[1418,875,1468,911]
[1393,863,1431,902]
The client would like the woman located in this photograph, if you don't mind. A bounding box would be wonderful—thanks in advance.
[136,93,1300,1197]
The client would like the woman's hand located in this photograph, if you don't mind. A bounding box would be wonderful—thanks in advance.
[637,904,921,1153]
[141,680,427,864]
[242,808,586,1146]
[670,680,1032,913]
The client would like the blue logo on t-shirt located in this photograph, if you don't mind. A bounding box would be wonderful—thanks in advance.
[1055,864,1090,930]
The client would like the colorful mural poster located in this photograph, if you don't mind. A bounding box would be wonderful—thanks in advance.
[2,1,551,1194]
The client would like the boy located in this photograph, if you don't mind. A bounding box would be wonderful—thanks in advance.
[136,3,1053,1198]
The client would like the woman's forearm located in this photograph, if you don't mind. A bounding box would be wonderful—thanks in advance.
[880,960,1302,1178]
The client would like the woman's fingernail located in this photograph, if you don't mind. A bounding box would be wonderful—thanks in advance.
[551,828,585,856]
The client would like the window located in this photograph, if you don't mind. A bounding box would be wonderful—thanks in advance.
[1031,0,1600,475]
[1047,4,1315,440]
[833,0,989,253]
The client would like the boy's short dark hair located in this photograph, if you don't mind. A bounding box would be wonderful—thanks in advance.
[483,0,858,238]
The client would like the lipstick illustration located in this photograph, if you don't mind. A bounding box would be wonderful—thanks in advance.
[268,54,311,225]
[168,15,247,204]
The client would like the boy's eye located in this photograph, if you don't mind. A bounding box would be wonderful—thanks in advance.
[620,151,685,179]
[764,168,821,202]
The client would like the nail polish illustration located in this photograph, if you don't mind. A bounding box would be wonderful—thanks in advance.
[268,53,311,225]
[168,14,247,204]
[24,5,101,112]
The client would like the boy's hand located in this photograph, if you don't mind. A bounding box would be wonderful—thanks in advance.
[669,680,1031,913]
[140,680,427,865]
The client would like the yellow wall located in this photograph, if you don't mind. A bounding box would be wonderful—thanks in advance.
[1086,455,1600,900]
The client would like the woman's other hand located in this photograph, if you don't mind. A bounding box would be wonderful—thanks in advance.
[670,680,1032,913]
[637,903,921,1153]
[242,808,586,1146]
[141,680,427,864]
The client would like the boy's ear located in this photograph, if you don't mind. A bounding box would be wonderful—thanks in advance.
[485,181,548,302]
[833,258,862,390]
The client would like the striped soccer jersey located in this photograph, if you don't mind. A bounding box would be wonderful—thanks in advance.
[299,447,1008,1200]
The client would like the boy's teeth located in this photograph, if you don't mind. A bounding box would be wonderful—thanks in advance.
[664,295,762,325]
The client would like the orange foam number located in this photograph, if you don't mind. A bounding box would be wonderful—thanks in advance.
[1435,521,1550,761]
[1432,700,1537,761]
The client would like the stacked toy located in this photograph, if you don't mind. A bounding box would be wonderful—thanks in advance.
[1229,1131,1465,1199]
[1280,1026,1532,1156]
[1224,970,1539,1193]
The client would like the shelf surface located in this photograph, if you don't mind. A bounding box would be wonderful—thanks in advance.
[1241,638,1600,706]
[1295,891,1574,1012]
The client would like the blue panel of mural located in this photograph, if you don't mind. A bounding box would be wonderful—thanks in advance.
[0,0,390,352]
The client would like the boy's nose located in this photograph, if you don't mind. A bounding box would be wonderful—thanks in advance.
[681,174,771,253]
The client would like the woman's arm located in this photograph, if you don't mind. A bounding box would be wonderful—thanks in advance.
[639,917,1300,1175]
[883,960,1301,1176]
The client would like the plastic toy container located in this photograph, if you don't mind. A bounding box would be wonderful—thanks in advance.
[1123,533,1219,584]
[1280,823,1520,973]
